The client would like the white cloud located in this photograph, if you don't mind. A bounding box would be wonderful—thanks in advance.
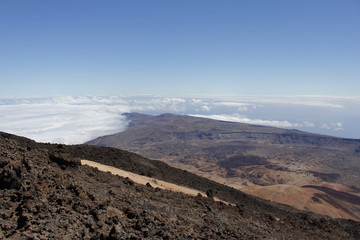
[211,102,251,112]
[214,102,251,107]
[129,97,188,112]
[207,95,346,108]
[320,122,344,131]
[190,114,315,128]
[200,105,211,111]
[191,98,204,104]
[0,97,130,144]
[289,102,344,108]
[0,96,204,144]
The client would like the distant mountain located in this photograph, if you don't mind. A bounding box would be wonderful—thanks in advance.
[87,113,360,221]
[3,132,360,239]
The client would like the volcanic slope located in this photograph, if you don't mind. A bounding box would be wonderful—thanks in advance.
[2,132,360,239]
[87,113,360,221]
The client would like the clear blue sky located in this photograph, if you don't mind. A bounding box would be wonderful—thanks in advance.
[0,0,359,97]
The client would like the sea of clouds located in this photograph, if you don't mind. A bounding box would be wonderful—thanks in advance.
[1,95,359,144]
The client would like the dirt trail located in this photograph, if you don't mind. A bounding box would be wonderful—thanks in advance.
[81,160,232,205]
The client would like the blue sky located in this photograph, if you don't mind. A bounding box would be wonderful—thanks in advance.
[1,0,359,96]
[1,1,359,141]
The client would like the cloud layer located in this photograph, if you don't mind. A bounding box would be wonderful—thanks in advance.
[0,95,359,144]
[191,114,314,128]
[0,97,130,144]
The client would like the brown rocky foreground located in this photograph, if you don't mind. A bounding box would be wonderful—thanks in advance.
[1,132,360,239]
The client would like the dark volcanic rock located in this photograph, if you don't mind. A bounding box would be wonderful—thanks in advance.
[49,150,81,168]
[1,132,360,239]
[309,171,342,183]
[355,146,360,153]
[219,155,269,168]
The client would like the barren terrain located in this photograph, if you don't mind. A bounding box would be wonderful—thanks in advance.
[81,160,229,204]
[87,113,360,221]
[3,132,360,239]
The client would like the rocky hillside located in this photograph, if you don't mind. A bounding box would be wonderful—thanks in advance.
[1,132,360,239]
[86,113,360,221]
